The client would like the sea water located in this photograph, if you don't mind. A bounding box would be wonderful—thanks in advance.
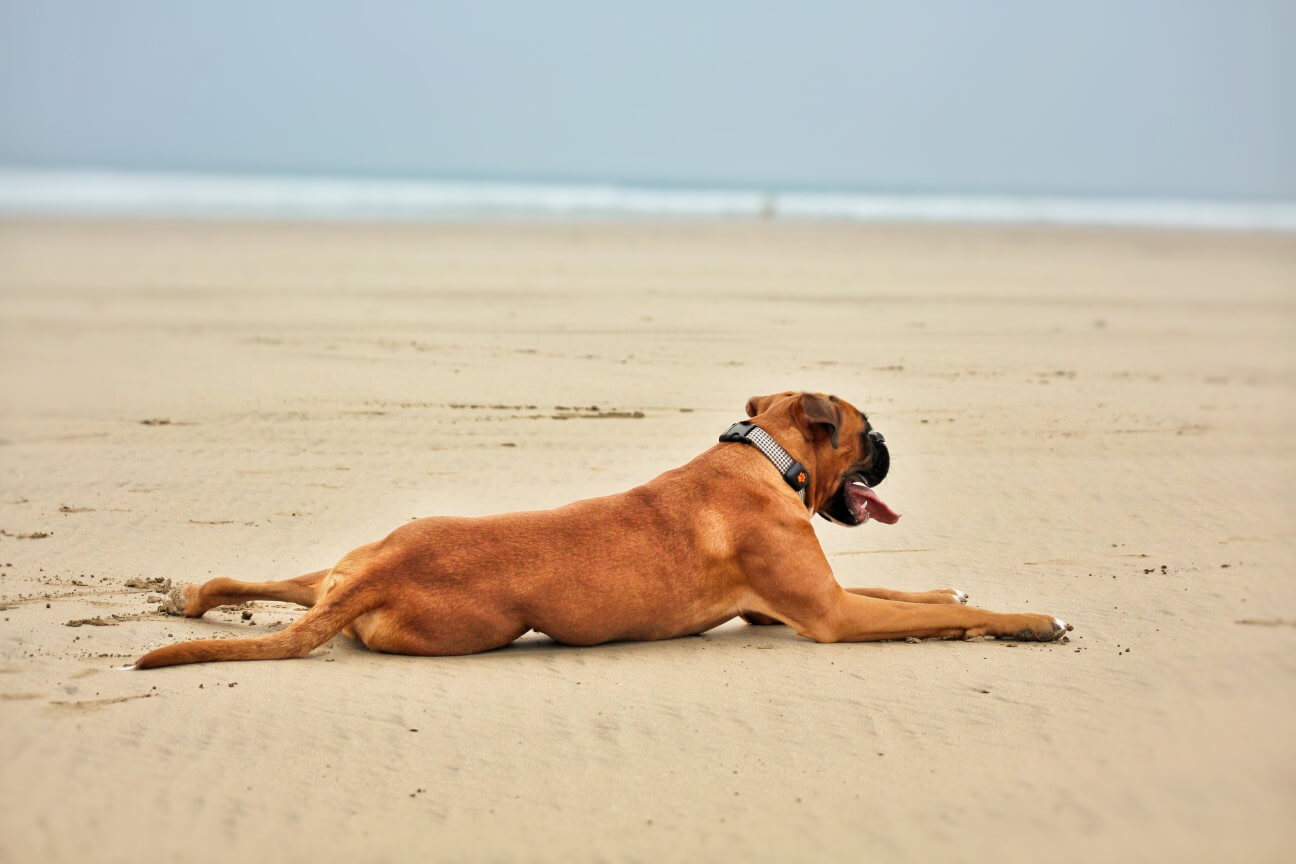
[1,169,1293,230]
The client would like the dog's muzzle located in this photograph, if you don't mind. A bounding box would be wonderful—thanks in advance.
[859,430,889,487]
[818,430,899,526]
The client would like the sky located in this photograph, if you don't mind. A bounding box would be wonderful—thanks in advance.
[1,0,1292,200]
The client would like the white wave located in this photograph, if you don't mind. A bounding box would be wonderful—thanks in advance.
[1,169,1293,231]
[777,192,1296,231]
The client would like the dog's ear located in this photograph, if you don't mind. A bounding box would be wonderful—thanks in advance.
[745,391,796,418]
[795,393,842,448]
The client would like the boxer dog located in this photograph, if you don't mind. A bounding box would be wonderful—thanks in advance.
[135,391,1070,668]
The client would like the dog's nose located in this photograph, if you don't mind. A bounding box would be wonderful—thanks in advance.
[862,430,889,486]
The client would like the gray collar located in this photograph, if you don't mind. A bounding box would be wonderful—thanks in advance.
[718,422,809,504]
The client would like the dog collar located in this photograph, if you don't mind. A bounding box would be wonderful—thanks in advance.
[719,422,809,502]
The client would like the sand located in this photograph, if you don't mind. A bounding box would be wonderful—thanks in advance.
[0,219,1293,863]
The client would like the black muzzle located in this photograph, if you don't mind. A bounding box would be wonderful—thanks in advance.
[860,430,889,486]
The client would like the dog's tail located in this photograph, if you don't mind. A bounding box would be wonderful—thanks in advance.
[134,581,377,669]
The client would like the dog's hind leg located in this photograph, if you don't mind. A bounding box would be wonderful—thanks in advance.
[136,577,380,668]
[163,568,330,618]
[137,543,389,668]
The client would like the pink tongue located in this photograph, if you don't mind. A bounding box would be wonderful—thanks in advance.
[848,481,901,525]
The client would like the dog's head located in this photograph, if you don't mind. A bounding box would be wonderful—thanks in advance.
[744,391,898,527]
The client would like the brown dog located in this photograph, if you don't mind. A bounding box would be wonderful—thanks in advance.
[134,391,1070,669]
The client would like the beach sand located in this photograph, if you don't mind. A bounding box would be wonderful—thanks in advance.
[1,220,1293,862]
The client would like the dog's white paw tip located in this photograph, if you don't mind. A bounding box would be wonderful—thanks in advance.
[1051,617,1072,637]
[954,589,969,604]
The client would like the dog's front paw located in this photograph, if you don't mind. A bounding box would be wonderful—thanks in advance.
[1001,614,1072,642]
[965,614,1071,642]
[158,584,203,618]
[933,588,969,604]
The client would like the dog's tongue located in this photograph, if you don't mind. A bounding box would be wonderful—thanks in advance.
[846,478,901,524]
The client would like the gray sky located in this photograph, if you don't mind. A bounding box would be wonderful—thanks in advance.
[1,0,1292,200]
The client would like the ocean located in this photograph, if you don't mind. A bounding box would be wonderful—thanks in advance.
[1,169,1293,231]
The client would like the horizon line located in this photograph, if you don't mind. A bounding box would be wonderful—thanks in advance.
[2,169,1294,232]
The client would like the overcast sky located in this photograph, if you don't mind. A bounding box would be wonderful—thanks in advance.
[1,1,1292,200]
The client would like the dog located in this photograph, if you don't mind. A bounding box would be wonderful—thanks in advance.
[134,391,1070,669]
